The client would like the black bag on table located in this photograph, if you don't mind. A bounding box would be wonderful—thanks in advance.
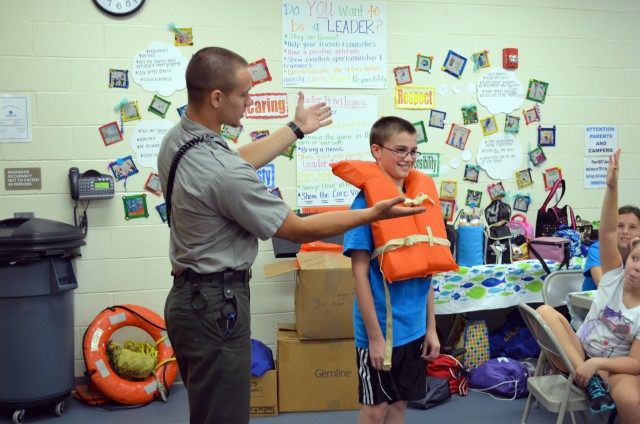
[574,215,593,242]
[445,219,457,256]
[535,179,576,237]
[483,200,513,264]
[484,222,513,264]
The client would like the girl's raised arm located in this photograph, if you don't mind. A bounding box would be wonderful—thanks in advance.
[599,148,623,273]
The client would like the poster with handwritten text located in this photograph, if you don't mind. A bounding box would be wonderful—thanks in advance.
[282,0,387,88]
[297,95,377,206]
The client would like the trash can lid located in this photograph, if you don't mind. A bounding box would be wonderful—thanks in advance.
[0,218,86,257]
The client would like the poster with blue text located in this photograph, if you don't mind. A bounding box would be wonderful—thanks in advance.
[282,0,387,88]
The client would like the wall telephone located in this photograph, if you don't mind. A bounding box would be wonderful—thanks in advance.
[69,167,115,200]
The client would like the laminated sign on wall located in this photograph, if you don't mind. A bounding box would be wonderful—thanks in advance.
[584,126,617,156]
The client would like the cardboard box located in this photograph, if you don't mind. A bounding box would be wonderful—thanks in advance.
[264,251,354,340]
[250,369,278,417]
[277,325,359,412]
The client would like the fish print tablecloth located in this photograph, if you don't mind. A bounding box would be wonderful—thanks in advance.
[433,258,584,315]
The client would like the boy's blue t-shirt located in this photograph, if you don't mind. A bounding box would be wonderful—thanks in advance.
[343,191,431,349]
[582,242,601,291]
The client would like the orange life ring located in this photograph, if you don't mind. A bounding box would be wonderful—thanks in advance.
[82,304,179,405]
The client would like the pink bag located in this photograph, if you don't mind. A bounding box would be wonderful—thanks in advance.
[508,214,534,240]
[528,236,570,274]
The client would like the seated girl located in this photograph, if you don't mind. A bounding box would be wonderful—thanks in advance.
[537,149,640,422]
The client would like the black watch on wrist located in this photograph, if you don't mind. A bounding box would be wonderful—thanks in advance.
[287,121,305,139]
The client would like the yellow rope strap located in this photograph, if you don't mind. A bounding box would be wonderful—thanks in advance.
[154,336,177,371]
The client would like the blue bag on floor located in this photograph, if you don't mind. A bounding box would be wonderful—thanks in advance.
[469,357,529,399]
[489,309,540,359]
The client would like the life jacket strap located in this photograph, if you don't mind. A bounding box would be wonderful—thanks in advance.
[375,225,447,370]
[382,274,393,371]
[403,192,436,207]
[371,227,451,261]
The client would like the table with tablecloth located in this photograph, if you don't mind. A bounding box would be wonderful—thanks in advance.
[433,258,584,315]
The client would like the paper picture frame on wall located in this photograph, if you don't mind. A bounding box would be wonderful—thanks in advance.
[487,181,506,201]
[480,115,498,136]
[472,50,490,70]
[440,198,456,222]
[99,121,123,146]
[466,189,483,207]
[513,194,531,212]
[505,114,520,134]
[516,168,534,189]
[221,124,243,143]
[463,164,481,183]
[109,155,138,181]
[442,50,467,79]
[413,120,428,143]
[523,105,540,125]
[249,58,272,86]
[144,173,163,196]
[121,101,141,122]
[461,105,478,125]
[156,203,168,223]
[429,109,446,129]
[108,68,129,89]
[440,180,457,199]
[148,95,171,118]
[123,194,149,220]
[446,124,471,151]
[538,125,556,147]
[393,65,413,85]
[529,146,547,167]
[174,27,194,46]
[526,78,549,103]
[415,54,433,73]
[543,166,563,191]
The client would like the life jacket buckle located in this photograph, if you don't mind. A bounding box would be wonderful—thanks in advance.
[404,235,420,246]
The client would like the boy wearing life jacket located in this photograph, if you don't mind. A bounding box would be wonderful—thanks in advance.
[339,116,451,424]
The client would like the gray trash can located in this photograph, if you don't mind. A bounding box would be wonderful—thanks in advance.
[0,218,85,424]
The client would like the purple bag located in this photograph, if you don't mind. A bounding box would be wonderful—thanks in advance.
[469,357,529,399]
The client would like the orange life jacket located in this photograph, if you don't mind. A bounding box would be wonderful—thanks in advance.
[331,160,459,281]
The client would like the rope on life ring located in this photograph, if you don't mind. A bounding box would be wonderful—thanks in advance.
[82,304,179,405]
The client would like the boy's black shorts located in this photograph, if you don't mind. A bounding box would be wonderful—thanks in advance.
[355,336,426,405]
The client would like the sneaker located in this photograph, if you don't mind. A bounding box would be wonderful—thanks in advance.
[585,375,616,414]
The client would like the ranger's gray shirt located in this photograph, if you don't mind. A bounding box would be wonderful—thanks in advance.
[157,114,290,274]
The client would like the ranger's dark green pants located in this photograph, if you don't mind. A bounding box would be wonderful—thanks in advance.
[165,269,252,424]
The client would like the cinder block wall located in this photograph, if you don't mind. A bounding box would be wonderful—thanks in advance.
[0,1,638,378]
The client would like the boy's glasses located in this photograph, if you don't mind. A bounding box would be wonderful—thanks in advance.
[378,145,422,158]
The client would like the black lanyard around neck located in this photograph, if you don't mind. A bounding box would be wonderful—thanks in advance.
[166,136,210,227]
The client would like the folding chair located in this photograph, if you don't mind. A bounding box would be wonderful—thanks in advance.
[542,269,585,308]
[517,303,603,424]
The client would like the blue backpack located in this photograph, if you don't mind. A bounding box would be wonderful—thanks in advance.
[553,224,582,258]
